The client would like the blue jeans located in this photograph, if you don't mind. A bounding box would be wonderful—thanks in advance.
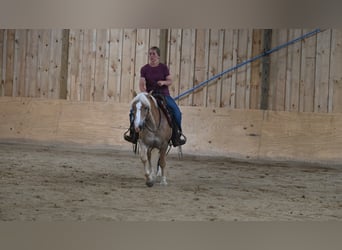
[164,95,182,131]
[129,95,182,131]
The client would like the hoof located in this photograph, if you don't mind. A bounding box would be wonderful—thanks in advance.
[160,177,168,186]
[146,181,154,187]
[160,181,168,186]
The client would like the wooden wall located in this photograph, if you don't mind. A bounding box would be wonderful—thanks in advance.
[0,30,64,99]
[268,29,342,113]
[1,29,342,113]
[66,29,162,102]
[1,97,342,164]
[168,29,263,109]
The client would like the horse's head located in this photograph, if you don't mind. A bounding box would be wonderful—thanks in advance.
[130,93,156,133]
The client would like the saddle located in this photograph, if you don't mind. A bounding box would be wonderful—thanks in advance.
[152,93,186,148]
[152,94,173,127]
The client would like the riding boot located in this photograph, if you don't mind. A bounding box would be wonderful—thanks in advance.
[171,123,186,147]
[124,123,138,144]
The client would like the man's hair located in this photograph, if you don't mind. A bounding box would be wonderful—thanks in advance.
[149,46,160,56]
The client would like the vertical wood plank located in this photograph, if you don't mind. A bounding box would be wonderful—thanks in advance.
[90,30,97,101]
[220,29,234,108]
[12,30,19,97]
[235,29,249,109]
[104,29,111,101]
[215,29,225,107]
[79,29,96,101]
[67,29,82,101]
[179,28,195,106]
[206,29,220,107]
[120,29,137,103]
[167,29,182,99]
[330,29,342,113]
[25,30,39,97]
[5,29,15,96]
[260,29,272,110]
[299,29,317,112]
[149,29,160,48]
[193,29,209,107]
[0,29,4,96]
[108,29,123,102]
[159,29,168,64]
[135,29,149,94]
[1,30,7,97]
[202,30,211,107]
[36,30,42,98]
[314,29,332,113]
[37,30,52,98]
[76,29,85,101]
[245,28,253,109]
[93,29,109,102]
[249,29,263,109]
[285,29,302,112]
[188,29,196,106]
[230,29,239,108]
[48,29,63,99]
[269,29,288,111]
[59,29,69,100]
[15,30,28,97]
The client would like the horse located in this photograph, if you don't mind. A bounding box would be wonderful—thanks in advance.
[130,92,172,187]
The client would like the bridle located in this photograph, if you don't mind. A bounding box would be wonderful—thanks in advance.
[135,100,162,133]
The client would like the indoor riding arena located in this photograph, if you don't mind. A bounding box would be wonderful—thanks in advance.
[1,29,341,221]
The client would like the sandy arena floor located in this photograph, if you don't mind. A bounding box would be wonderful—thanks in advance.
[0,142,341,221]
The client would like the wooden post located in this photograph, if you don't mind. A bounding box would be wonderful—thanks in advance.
[260,29,272,110]
[159,29,168,64]
[59,29,69,99]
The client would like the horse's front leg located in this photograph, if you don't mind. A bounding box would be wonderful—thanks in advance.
[146,148,156,186]
[140,144,155,187]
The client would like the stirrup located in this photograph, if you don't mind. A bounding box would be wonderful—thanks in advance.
[172,132,187,147]
[123,129,138,144]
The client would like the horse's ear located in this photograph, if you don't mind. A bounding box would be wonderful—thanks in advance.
[132,90,137,98]
[148,90,153,96]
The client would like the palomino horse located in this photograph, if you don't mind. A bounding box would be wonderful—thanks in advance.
[130,92,172,187]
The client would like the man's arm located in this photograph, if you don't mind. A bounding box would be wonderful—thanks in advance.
[139,77,147,92]
[157,75,172,86]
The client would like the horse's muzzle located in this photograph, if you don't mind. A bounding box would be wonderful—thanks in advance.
[134,122,144,133]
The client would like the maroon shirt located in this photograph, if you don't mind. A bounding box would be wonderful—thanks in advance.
[140,63,170,96]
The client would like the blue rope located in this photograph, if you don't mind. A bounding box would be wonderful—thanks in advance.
[174,29,321,101]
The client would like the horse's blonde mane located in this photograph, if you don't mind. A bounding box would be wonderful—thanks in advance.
[130,92,158,109]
